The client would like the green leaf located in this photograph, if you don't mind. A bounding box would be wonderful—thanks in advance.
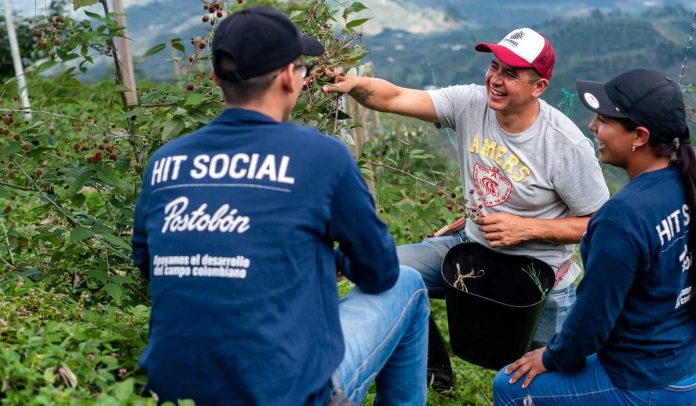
[348,2,368,13]
[183,92,207,107]
[18,267,43,279]
[96,166,124,189]
[67,169,94,197]
[112,84,131,93]
[70,226,94,243]
[141,43,166,58]
[85,270,108,283]
[0,141,21,159]
[343,1,368,20]
[110,275,136,285]
[84,10,102,19]
[104,283,124,302]
[162,119,185,141]
[171,42,185,53]
[96,230,132,251]
[35,60,57,75]
[113,378,134,401]
[73,0,100,11]
[345,18,370,29]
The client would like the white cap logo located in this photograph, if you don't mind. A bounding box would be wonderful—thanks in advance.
[499,28,544,63]
[583,92,600,109]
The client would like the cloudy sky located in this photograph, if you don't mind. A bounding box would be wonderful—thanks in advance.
[5,0,155,17]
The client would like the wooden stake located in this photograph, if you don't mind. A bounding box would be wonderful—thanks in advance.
[112,0,137,106]
[2,0,31,120]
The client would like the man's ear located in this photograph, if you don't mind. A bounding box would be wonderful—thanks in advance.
[532,78,549,98]
[211,71,222,87]
[634,126,651,149]
[277,63,298,93]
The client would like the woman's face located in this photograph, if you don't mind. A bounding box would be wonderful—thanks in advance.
[588,114,635,168]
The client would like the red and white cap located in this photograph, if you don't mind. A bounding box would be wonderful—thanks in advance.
[475,28,555,80]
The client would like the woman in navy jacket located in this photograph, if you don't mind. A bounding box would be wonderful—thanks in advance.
[493,69,696,405]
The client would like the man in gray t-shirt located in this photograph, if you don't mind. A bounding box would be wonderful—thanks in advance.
[323,28,609,389]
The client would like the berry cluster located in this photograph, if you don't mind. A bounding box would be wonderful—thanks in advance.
[31,16,65,51]
[201,1,241,26]
[415,187,486,221]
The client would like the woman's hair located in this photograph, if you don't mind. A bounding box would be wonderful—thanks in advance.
[673,139,696,319]
[617,118,696,319]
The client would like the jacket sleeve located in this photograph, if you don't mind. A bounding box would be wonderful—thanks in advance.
[328,162,399,293]
[543,213,640,372]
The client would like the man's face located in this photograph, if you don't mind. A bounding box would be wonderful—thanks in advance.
[280,59,307,121]
[484,57,542,113]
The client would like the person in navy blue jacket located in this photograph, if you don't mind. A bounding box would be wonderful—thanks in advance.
[493,69,696,405]
[131,7,429,406]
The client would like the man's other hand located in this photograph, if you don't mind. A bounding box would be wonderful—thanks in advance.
[475,212,534,247]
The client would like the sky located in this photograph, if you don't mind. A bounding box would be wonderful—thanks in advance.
[4,0,155,17]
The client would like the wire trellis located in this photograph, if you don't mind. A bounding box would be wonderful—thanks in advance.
[680,10,696,86]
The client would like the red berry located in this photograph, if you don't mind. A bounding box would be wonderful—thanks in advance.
[217,11,223,18]
[478,204,483,209]
[437,191,444,196]
[420,198,426,205]
[109,153,118,161]
[187,84,194,91]
[446,205,453,211]
[202,15,209,23]
[199,42,206,49]
[203,3,209,10]
[469,188,475,194]
[94,152,103,161]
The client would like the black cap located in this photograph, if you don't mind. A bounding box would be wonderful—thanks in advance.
[576,69,689,141]
[212,6,324,82]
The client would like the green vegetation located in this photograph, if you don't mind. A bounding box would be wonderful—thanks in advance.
[0,0,692,404]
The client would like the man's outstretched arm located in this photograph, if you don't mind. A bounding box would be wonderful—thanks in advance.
[322,75,439,123]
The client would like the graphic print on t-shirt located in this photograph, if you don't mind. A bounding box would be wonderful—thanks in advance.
[473,163,512,207]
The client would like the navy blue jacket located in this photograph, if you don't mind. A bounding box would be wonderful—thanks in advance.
[132,108,399,405]
[543,167,696,389]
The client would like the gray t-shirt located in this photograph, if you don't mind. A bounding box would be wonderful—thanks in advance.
[428,84,609,288]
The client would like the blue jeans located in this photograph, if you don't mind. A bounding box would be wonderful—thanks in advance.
[396,233,575,346]
[493,354,696,405]
[331,266,430,405]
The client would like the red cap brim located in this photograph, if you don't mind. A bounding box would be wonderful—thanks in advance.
[474,43,533,69]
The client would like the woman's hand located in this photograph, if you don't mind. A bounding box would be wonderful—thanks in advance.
[505,347,548,389]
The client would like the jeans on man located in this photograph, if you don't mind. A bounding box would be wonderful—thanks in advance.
[396,233,575,347]
[331,265,430,405]
[493,354,696,405]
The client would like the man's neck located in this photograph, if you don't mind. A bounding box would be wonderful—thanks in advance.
[225,100,285,123]
[495,99,541,135]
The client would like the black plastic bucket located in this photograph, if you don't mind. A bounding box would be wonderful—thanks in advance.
[441,243,555,370]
